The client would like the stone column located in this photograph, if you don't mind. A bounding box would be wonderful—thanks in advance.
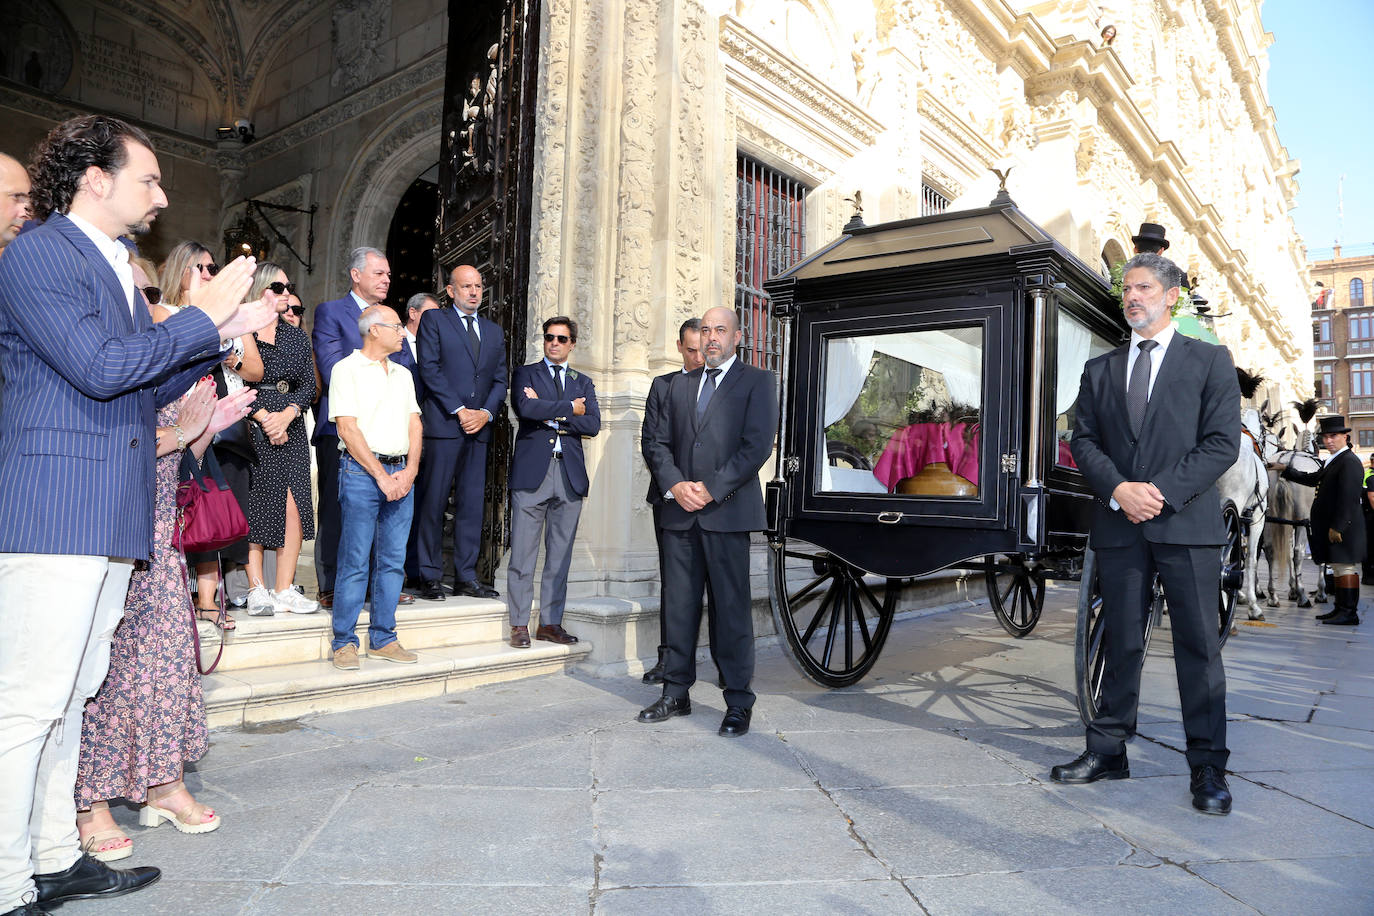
[528,0,727,667]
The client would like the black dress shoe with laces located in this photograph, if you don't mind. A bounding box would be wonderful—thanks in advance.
[455,580,500,599]
[637,695,691,722]
[1190,764,1232,815]
[1049,750,1129,784]
[718,705,752,737]
[418,579,446,600]
[34,854,159,906]
[641,647,667,685]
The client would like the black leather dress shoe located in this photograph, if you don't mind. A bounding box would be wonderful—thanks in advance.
[34,854,160,906]
[456,580,500,599]
[642,647,666,685]
[419,579,446,601]
[1190,764,1232,815]
[718,705,752,737]
[1049,751,1129,784]
[637,695,691,722]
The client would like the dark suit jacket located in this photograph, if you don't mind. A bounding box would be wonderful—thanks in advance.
[1070,332,1240,548]
[509,360,601,497]
[0,212,223,557]
[641,369,680,505]
[417,307,507,441]
[311,292,365,442]
[1285,448,1367,565]
[644,360,777,532]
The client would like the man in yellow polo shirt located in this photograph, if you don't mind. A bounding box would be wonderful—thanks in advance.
[328,304,424,669]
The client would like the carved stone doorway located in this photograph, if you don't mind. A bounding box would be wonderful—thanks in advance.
[437,0,541,583]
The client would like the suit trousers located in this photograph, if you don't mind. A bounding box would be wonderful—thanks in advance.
[314,436,342,592]
[652,503,719,665]
[0,554,133,911]
[417,435,488,583]
[506,458,582,626]
[1089,539,1228,769]
[661,526,755,709]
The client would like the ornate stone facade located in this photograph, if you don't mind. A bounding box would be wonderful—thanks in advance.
[0,0,1312,618]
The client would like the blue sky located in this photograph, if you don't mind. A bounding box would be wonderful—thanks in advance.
[1265,0,1374,257]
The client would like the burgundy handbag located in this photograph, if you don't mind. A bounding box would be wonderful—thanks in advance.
[175,448,249,554]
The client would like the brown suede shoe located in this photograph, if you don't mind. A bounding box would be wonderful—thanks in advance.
[536,623,579,645]
[510,625,531,648]
[370,641,418,664]
[332,645,360,670]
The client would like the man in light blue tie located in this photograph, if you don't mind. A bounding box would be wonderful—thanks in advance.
[415,265,508,600]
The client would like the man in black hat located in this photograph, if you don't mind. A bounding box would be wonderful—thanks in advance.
[1131,222,1170,255]
[1280,415,1365,625]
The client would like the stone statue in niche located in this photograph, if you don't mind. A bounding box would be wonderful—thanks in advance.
[0,0,75,95]
[331,0,391,93]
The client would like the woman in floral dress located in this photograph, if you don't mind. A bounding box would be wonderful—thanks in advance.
[74,285,259,860]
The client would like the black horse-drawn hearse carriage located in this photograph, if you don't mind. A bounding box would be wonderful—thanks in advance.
[760,191,1243,723]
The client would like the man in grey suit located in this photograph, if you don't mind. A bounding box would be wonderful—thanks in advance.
[1053,252,1241,815]
[639,307,777,737]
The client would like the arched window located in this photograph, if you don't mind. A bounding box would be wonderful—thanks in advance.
[1352,278,1366,308]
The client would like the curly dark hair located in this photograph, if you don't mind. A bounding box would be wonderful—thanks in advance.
[28,115,154,221]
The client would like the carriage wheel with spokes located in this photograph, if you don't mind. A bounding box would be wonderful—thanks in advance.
[1075,549,1164,727]
[1217,502,1243,648]
[768,538,902,688]
[984,554,1046,638]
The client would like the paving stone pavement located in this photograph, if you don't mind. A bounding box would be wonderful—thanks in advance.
[64,585,1374,915]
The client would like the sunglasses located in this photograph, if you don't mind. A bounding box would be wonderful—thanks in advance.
[193,262,220,276]
[287,304,305,316]
[143,286,162,305]
[543,333,571,344]
[266,282,296,295]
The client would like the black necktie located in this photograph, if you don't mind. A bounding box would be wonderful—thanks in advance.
[464,314,479,355]
[551,364,564,399]
[697,368,721,418]
[1128,339,1158,437]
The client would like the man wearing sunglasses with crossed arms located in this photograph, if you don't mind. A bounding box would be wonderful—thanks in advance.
[505,317,600,647]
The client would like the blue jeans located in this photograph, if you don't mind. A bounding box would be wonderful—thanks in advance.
[332,452,414,652]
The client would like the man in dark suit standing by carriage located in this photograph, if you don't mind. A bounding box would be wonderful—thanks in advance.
[1056,252,1241,815]
[1281,415,1365,626]
[640,306,777,737]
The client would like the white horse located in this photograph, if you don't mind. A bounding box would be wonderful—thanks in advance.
[1217,405,1277,620]
[1264,428,1325,607]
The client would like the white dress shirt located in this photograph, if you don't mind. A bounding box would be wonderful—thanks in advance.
[1124,322,1176,398]
[65,212,134,315]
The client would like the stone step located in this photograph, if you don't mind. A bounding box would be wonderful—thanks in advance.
[195,595,507,672]
[202,639,591,729]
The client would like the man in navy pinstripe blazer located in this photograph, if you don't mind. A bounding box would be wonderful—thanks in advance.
[0,116,274,915]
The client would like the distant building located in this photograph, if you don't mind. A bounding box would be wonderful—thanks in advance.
[1311,247,1374,449]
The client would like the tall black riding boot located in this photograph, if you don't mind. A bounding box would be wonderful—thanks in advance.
[1324,576,1361,626]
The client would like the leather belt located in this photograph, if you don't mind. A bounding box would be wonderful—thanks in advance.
[373,452,405,466]
[551,451,564,460]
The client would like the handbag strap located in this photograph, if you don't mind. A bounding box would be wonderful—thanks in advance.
[198,445,234,492]
[179,554,226,676]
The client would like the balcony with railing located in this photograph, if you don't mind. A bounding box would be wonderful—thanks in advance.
[1350,397,1374,415]
[1315,342,1335,357]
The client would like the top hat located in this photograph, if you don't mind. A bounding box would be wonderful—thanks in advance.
[1318,415,1351,435]
[1131,222,1170,252]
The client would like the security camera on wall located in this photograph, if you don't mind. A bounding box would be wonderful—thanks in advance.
[234,119,255,143]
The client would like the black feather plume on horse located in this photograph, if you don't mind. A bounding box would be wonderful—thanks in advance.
[1292,398,1319,425]
[1235,368,1265,399]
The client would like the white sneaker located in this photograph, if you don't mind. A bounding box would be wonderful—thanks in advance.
[246,585,275,617]
[273,587,320,615]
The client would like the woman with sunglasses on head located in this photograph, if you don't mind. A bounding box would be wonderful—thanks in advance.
[243,264,320,616]
[160,241,264,630]
[74,258,258,859]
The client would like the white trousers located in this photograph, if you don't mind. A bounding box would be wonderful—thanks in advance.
[0,554,132,911]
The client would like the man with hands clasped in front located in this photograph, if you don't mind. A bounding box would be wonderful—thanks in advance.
[1054,252,1240,817]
